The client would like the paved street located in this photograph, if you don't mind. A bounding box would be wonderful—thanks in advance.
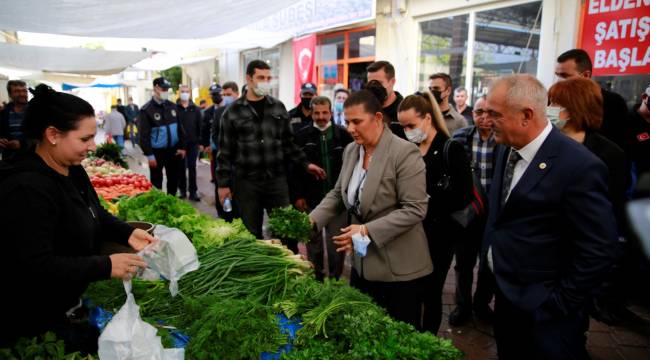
[124,139,650,360]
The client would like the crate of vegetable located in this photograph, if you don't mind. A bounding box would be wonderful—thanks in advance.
[83,158,152,201]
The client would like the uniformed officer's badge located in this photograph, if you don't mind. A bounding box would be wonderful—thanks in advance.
[154,113,161,121]
[171,110,177,117]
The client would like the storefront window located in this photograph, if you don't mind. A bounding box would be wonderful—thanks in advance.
[349,29,376,59]
[419,15,469,92]
[472,1,542,101]
[319,35,345,63]
[418,1,543,104]
[594,75,650,109]
[316,26,376,99]
[242,47,281,98]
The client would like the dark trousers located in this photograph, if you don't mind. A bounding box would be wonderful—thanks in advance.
[150,148,181,195]
[210,149,217,182]
[453,216,494,311]
[233,175,290,240]
[351,268,422,329]
[494,287,590,360]
[307,211,347,280]
[421,218,458,334]
[178,142,199,196]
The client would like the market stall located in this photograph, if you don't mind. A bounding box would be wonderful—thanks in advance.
[0,148,462,360]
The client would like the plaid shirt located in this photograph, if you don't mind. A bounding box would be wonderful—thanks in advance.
[452,126,497,194]
[216,95,309,187]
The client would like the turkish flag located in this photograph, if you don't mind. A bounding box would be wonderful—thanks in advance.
[293,34,317,105]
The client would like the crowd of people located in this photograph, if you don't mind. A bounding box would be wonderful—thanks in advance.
[0,47,649,358]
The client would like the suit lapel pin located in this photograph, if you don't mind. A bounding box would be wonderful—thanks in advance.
[539,162,547,170]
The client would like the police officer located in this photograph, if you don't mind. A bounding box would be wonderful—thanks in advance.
[288,82,317,134]
[139,77,186,195]
[201,84,223,184]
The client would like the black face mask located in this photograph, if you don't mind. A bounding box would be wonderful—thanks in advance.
[431,89,444,104]
[211,94,223,105]
[301,97,312,109]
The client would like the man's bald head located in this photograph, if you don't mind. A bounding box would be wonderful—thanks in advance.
[487,74,548,148]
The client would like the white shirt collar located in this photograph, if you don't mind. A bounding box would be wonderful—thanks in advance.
[515,120,552,163]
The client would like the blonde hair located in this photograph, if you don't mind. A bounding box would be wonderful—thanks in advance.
[398,91,450,137]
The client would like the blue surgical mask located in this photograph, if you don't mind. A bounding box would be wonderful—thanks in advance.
[334,101,344,113]
[222,96,235,106]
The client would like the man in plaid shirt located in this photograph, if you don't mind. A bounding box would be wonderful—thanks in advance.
[216,60,326,240]
[449,95,499,326]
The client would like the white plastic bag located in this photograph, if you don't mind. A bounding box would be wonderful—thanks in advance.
[98,281,184,360]
[138,225,200,296]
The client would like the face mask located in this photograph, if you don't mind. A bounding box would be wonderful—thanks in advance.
[313,121,332,132]
[252,82,272,97]
[210,94,223,105]
[301,96,312,109]
[222,96,235,106]
[334,101,344,113]
[180,92,190,102]
[405,127,427,144]
[546,106,568,129]
[159,91,170,101]
[432,89,444,104]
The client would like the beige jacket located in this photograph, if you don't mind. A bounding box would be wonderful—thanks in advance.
[310,127,432,282]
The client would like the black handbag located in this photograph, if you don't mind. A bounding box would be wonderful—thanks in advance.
[438,139,486,227]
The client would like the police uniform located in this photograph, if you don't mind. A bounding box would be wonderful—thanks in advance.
[288,82,317,134]
[138,89,186,195]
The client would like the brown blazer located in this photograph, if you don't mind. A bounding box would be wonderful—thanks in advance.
[310,127,432,282]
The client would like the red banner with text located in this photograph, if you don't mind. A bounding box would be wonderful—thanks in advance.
[293,34,317,105]
[581,0,650,76]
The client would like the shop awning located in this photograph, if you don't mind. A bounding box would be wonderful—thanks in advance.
[0,0,296,39]
[0,43,151,75]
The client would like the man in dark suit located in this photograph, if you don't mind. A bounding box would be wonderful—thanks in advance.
[483,74,618,359]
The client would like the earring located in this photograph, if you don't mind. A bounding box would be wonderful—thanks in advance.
[51,141,57,145]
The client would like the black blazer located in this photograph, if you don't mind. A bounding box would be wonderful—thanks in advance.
[422,132,473,223]
[484,127,618,313]
[583,131,630,228]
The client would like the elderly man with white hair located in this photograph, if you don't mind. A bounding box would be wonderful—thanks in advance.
[483,74,618,359]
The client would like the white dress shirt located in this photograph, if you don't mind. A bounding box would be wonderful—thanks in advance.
[347,146,368,207]
[504,120,553,202]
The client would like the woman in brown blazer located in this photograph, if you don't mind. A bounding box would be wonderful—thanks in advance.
[309,85,432,328]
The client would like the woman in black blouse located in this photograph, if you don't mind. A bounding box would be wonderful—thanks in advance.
[398,91,473,334]
[548,77,631,325]
[0,85,154,353]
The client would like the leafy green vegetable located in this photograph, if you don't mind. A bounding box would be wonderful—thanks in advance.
[184,297,286,360]
[0,332,94,360]
[118,189,195,224]
[278,277,463,360]
[92,143,128,168]
[268,206,312,243]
